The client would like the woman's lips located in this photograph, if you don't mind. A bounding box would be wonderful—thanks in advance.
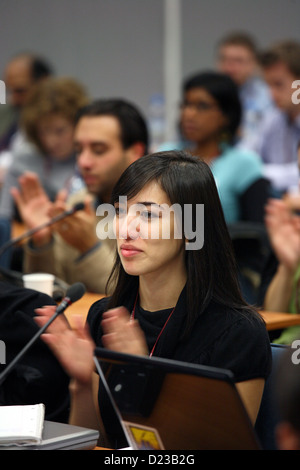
[182,122,198,133]
[120,244,143,258]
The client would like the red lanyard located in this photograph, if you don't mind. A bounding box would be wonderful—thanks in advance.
[131,292,176,357]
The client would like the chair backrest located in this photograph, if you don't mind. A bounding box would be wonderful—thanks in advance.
[228,221,271,304]
[255,343,287,450]
[0,219,12,268]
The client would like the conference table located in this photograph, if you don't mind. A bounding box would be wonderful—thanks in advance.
[11,222,300,332]
[65,291,300,332]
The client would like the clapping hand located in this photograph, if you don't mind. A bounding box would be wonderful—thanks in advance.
[11,172,67,246]
[34,305,96,385]
[265,198,300,272]
[101,307,149,356]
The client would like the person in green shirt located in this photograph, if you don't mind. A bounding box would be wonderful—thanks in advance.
[264,168,300,343]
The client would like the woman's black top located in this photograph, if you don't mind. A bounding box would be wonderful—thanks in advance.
[88,287,271,382]
[87,286,272,447]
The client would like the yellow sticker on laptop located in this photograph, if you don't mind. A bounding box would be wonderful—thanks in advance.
[124,422,164,450]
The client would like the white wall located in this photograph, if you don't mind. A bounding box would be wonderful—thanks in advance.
[1,0,300,134]
[182,0,300,76]
[0,0,164,117]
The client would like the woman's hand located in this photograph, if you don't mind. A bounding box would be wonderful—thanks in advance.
[101,307,149,356]
[35,306,96,385]
[265,198,300,272]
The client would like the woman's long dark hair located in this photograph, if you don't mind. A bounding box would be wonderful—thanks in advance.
[106,150,260,334]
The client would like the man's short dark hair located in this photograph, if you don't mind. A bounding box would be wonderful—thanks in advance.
[31,57,53,81]
[9,52,53,81]
[76,98,149,154]
[259,40,300,77]
[217,31,259,59]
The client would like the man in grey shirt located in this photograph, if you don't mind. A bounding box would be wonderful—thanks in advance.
[254,40,300,194]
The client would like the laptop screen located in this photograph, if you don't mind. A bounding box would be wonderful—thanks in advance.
[93,348,260,450]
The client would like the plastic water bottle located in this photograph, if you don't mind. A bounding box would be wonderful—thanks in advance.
[242,99,262,148]
[67,166,86,196]
[148,93,166,151]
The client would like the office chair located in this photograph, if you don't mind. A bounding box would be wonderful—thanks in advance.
[228,221,271,304]
[0,218,12,269]
[254,343,287,450]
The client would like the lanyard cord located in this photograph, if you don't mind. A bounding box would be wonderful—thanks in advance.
[131,292,176,357]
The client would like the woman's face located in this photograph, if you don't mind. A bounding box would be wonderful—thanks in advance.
[180,87,228,144]
[37,113,75,159]
[114,181,186,279]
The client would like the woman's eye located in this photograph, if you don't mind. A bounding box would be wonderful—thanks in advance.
[115,207,126,216]
[140,211,160,220]
[140,211,152,220]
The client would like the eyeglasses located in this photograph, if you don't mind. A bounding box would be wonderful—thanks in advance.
[179,100,218,112]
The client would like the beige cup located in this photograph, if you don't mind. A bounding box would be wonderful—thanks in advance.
[23,273,55,297]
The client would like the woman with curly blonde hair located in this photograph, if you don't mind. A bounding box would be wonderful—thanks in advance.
[0,77,89,222]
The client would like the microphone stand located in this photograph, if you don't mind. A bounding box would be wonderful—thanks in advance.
[0,202,84,260]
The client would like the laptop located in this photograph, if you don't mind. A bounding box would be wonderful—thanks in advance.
[94,347,261,450]
[1,421,99,450]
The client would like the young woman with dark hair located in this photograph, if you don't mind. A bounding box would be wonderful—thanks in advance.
[160,71,270,224]
[106,149,256,331]
[34,150,271,448]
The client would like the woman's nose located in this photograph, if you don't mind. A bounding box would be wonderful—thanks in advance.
[118,214,141,239]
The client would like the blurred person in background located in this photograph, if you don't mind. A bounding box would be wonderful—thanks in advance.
[260,142,300,344]
[0,76,89,222]
[159,71,271,303]
[159,71,270,225]
[216,31,274,149]
[0,77,88,270]
[11,99,149,293]
[255,40,300,195]
[0,53,53,181]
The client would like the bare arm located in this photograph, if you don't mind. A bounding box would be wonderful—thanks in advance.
[264,264,295,312]
[69,373,109,447]
[264,199,300,312]
[34,308,109,446]
[236,378,265,425]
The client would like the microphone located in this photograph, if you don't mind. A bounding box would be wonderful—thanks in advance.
[0,202,85,259]
[0,282,86,385]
